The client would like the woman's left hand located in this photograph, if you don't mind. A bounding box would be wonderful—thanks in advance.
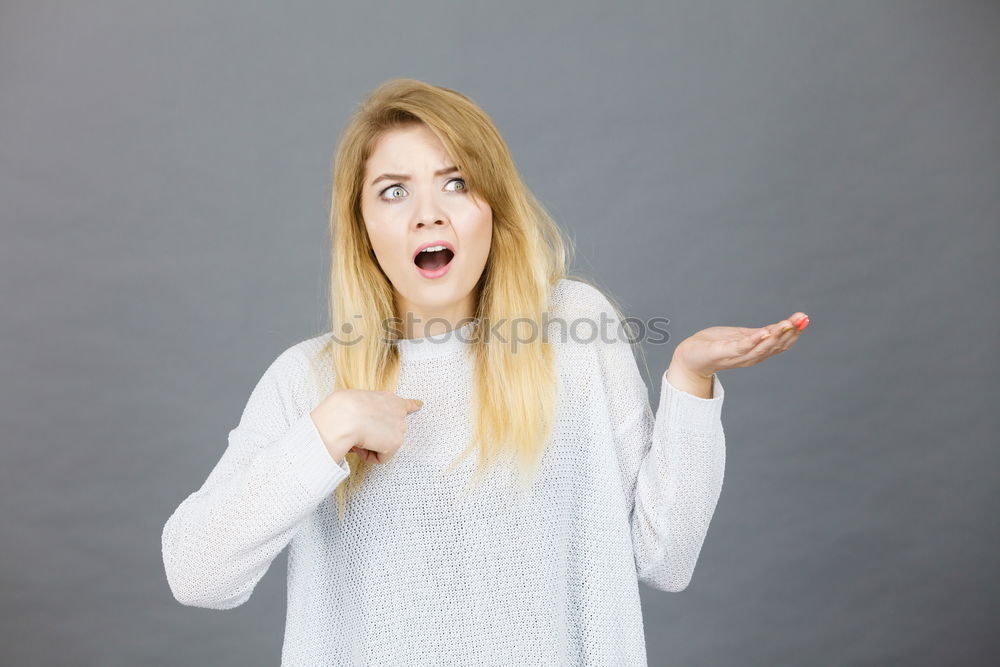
[672,312,811,378]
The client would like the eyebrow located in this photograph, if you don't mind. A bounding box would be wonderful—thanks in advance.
[370,165,460,187]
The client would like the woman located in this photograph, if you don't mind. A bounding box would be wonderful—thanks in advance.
[161,78,809,665]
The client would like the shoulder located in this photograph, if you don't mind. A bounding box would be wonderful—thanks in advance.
[287,331,337,366]
[252,332,337,413]
[262,333,330,376]
[549,277,625,324]
[546,277,633,350]
[291,332,339,394]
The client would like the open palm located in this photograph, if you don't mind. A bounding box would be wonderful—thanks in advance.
[674,312,810,377]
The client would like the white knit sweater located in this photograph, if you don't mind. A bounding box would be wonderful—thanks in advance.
[161,278,726,666]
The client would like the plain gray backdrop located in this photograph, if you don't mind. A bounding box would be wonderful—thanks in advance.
[2,1,997,665]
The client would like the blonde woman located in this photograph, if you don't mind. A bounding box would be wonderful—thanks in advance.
[161,78,809,665]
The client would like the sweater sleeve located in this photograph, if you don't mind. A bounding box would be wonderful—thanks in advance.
[587,289,726,593]
[161,344,351,609]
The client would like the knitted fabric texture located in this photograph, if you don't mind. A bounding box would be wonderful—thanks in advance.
[161,278,727,666]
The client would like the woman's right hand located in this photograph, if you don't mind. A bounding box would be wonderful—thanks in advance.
[310,389,424,465]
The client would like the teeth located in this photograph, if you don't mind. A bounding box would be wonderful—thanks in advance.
[420,245,448,253]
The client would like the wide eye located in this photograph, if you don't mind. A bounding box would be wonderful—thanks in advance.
[445,177,467,192]
[379,177,466,202]
[382,184,406,200]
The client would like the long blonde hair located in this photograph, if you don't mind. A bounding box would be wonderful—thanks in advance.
[317,78,627,517]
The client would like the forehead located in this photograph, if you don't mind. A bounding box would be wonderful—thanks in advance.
[365,124,451,172]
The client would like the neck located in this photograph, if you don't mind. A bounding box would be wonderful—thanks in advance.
[394,290,478,340]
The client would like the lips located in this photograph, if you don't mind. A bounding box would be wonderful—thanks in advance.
[414,247,455,272]
[412,240,456,279]
[412,239,456,263]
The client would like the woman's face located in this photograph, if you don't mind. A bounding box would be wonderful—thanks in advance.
[361,123,493,334]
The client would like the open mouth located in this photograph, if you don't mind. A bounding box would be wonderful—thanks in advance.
[414,247,455,271]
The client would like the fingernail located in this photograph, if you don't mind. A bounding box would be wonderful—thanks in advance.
[796,316,810,330]
[416,399,424,407]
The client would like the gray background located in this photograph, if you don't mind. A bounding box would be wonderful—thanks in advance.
[2,1,997,665]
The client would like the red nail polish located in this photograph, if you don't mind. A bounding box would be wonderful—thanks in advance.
[796,316,810,330]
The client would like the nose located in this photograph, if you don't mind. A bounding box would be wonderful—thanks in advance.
[414,206,445,229]
[412,192,449,230]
